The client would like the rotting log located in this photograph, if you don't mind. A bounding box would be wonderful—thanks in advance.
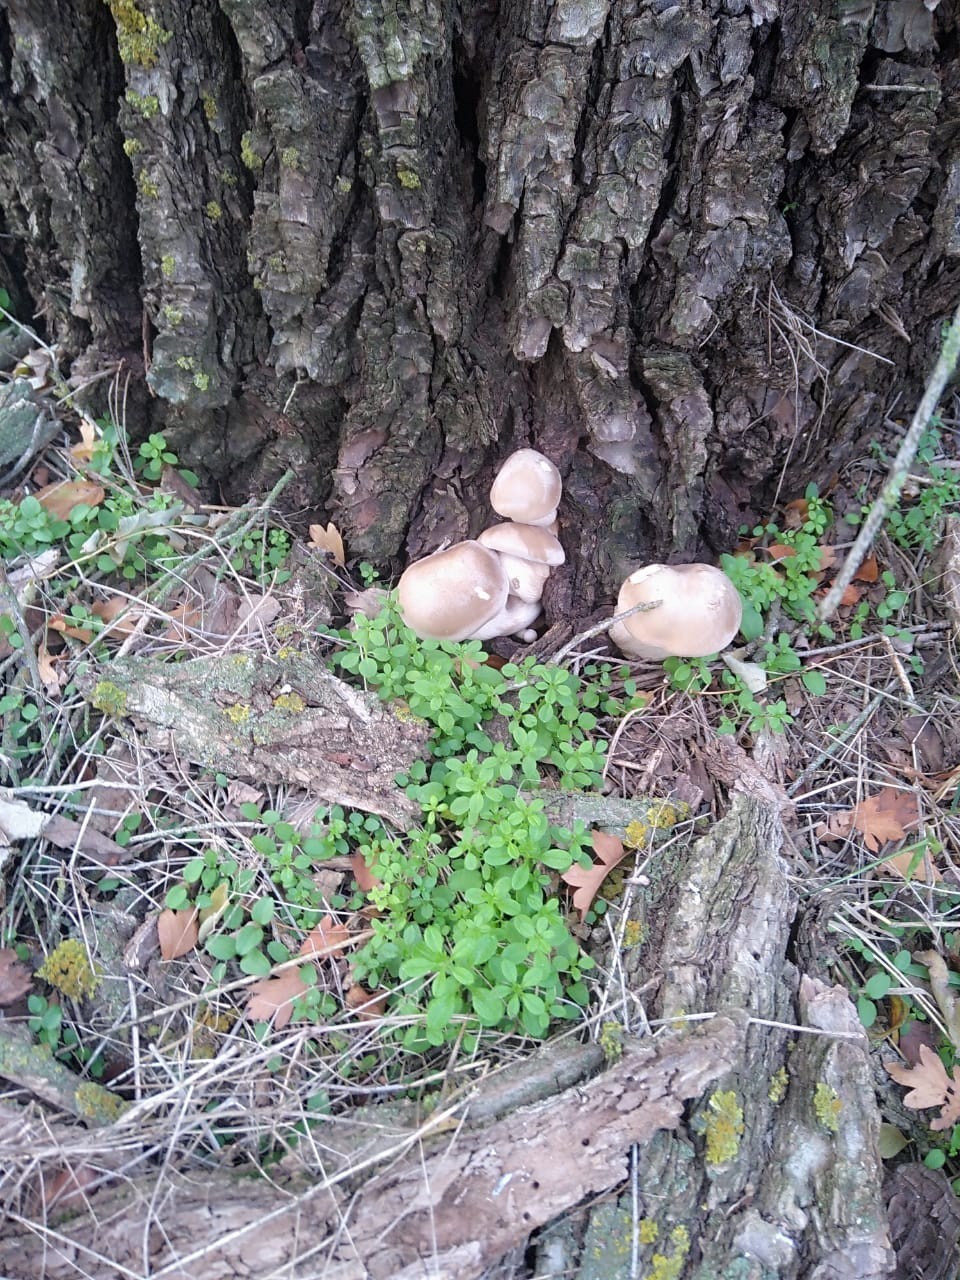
[0,795,898,1278]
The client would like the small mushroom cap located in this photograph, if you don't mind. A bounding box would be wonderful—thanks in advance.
[610,563,743,659]
[397,541,508,641]
[477,523,565,602]
[489,449,562,524]
[477,523,565,567]
[469,594,542,641]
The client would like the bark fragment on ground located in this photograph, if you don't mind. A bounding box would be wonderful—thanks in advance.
[77,650,429,827]
[0,1016,740,1280]
[0,795,899,1279]
[561,793,896,1279]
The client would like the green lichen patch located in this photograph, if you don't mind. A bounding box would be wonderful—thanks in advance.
[205,201,222,221]
[108,0,171,69]
[125,90,160,119]
[273,691,306,714]
[768,1065,789,1103]
[160,255,175,278]
[91,680,127,717]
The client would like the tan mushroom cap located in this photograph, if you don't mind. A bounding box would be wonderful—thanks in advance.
[608,563,743,660]
[489,449,562,525]
[397,541,508,641]
[477,523,565,602]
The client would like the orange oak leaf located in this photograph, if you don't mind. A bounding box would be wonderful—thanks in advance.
[561,831,633,921]
[852,787,920,852]
[157,908,199,961]
[345,983,389,1019]
[298,915,351,959]
[246,964,315,1030]
[34,479,105,521]
[886,1045,960,1131]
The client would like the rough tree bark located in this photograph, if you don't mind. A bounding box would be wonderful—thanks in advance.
[2,0,958,597]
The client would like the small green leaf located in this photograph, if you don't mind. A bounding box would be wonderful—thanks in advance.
[801,669,827,696]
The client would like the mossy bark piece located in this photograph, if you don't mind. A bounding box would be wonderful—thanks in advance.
[77,651,428,826]
[0,1016,740,1279]
[0,1025,127,1128]
[570,793,895,1279]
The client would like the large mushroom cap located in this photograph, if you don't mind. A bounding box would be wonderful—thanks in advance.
[608,563,743,659]
[397,541,508,641]
[489,449,562,525]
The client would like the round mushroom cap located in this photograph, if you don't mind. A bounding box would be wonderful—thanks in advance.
[489,449,562,524]
[477,523,565,602]
[609,563,743,660]
[397,541,508,641]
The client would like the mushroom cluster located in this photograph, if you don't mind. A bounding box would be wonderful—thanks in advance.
[608,563,742,659]
[397,449,564,642]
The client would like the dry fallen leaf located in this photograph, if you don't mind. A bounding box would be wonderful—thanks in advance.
[343,586,388,618]
[69,418,99,464]
[34,479,105,521]
[157,908,199,961]
[886,1044,960,1131]
[298,915,351,960]
[345,983,388,1019]
[918,950,960,1054]
[246,964,315,1030]
[561,831,633,921]
[853,788,920,851]
[47,613,95,643]
[308,522,346,566]
[0,948,33,1005]
[351,850,381,893]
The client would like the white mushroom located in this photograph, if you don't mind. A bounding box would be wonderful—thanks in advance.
[608,563,743,659]
[477,523,565,602]
[489,449,562,527]
[469,595,542,641]
[397,541,508,641]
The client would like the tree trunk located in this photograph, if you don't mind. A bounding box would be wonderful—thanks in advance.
[2,0,958,598]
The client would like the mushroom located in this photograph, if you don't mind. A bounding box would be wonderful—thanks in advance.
[477,523,565,602]
[469,594,542,642]
[397,541,508,641]
[489,448,562,527]
[608,563,743,659]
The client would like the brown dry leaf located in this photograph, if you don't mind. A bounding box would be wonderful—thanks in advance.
[855,553,880,583]
[47,614,95,643]
[69,419,98,464]
[34,479,105,521]
[852,787,920,852]
[343,586,388,618]
[308,522,346,566]
[36,643,61,693]
[886,1045,960,1130]
[0,948,33,1005]
[226,780,262,807]
[246,964,315,1029]
[838,583,862,606]
[91,597,150,640]
[36,1164,98,1213]
[561,831,633,921]
[298,915,351,960]
[351,850,381,893]
[782,497,808,528]
[345,983,388,1019]
[816,544,838,570]
[880,847,942,883]
[918,950,960,1053]
[766,543,796,562]
[157,908,199,961]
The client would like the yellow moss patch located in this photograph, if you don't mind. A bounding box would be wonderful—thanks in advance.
[814,1082,841,1133]
[273,692,305,713]
[91,680,127,717]
[38,939,100,1000]
[223,704,250,725]
[699,1089,744,1165]
[76,1080,129,1122]
[768,1066,788,1103]
[108,0,171,68]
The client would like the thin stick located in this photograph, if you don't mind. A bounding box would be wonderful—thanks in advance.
[818,301,960,623]
[546,599,661,667]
